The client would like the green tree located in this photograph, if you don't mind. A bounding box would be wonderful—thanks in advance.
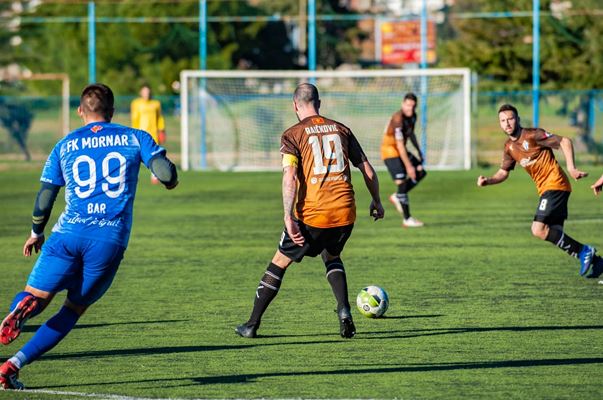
[439,0,603,90]
[10,0,301,96]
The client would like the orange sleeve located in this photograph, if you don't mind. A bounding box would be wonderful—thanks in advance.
[533,129,561,149]
[501,146,516,171]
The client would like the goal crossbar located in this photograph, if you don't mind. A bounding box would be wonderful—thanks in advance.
[180,68,471,172]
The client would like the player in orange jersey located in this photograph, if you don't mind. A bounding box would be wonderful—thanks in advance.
[235,83,384,339]
[477,104,602,278]
[381,93,426,227]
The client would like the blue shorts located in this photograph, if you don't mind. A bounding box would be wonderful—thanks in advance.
[27,233,126,306]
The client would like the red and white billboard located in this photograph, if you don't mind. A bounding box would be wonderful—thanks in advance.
[378,20,436,65]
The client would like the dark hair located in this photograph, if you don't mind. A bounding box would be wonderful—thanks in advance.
[293,83,320,106]
[80,83,114,121]
[140,83,151,90]
[498,103,518,116]
[404,93,417,103]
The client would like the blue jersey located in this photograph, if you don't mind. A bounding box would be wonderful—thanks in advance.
[41,121,165,247]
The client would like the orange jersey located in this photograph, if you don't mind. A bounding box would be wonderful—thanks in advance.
[280,115,368,228]
[380,110,416,160]
[501,128,571,195]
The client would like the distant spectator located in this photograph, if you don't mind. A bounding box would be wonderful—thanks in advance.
[131,84,166,183]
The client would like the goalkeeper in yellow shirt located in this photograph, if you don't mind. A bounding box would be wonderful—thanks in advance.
[131,84,166,183]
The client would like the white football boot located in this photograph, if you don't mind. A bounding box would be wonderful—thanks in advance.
[403,216,424,228]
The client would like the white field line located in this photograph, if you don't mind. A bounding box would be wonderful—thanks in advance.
[20,391,316,400]
[20,388,202,400]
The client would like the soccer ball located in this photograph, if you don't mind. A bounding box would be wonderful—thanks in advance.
[356,286,389,318]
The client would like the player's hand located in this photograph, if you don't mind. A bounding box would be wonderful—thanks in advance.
[158,130,166,145]
[407,165,417,182]
[370,200,385,221]
[477,176,488,187]
[568,168,588,181]
[23,234,44,257]
[591,174,603,196]
[165,180,179,190]
[284,217,305,246]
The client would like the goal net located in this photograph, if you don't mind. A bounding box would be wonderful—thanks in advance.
[180,69,471,171]
[0,72,70,161]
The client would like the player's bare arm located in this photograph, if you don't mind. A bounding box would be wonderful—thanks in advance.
[282,164,304,245]
[556,135,588,180]
[395,139,416,181]
[357,160,385,220]
[591,174,603,196]
[477,169,509,187]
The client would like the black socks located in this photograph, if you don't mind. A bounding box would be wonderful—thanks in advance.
[247,263,286,327]
[545,227,584,258]
[325,258,350,313]
[395,190,411,219]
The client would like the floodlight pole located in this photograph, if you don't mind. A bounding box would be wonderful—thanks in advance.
[419,0,428,162]
[88,1,96,83]
[62,75,70,136]
[199,0,207,70]
[199,0,208,169]
[308,0,316,82]
[420,2,427,68]
[532,0,540,126]
[299,0,307,56]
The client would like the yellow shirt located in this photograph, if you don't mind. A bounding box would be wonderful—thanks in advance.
[130,98,165,143]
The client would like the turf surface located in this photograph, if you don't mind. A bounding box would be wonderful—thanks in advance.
[0,164,602,399]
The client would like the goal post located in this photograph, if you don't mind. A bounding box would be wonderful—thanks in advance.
[4,73,71,136]
[180,69,471,171]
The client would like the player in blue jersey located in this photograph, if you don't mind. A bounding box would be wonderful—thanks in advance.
[0,84,178,390]
[588,173,603,277]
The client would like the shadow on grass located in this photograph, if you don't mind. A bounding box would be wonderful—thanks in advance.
[22,319,189,333]
[261,314,444,338]
[40,344,258,361]
[35,356,603,389]
[33,324,603,362]
[189,357,603,385]
[381,314,444,320]
[359,324,603,340]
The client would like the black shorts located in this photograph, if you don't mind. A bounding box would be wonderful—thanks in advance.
[384,153,422,181]
[533,190,570,226]
[278,221,354,263]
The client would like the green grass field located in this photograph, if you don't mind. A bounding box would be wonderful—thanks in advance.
[0,163,602,399]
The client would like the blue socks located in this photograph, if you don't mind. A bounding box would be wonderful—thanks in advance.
[9,291,42,320]
[10,292,31,313]
[11,306,80,368]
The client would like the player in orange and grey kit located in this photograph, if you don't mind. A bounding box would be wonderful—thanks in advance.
[235,83,384,339]
[477,104,602,278]
[381,93,427,227]
[592,175,603,196]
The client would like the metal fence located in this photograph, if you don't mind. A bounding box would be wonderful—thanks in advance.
[1,89,602,166]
